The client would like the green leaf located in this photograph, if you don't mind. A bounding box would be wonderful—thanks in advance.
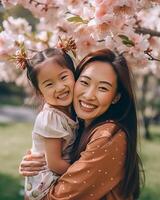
[118,34,129,41]
[67,16,88,24]
[118,34,135,47]
[122,40,135,47]
[47,31,52,39]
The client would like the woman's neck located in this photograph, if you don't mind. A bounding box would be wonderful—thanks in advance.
[84,120,92,128]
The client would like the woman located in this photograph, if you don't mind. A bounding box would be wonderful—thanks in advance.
[20,49,143,200]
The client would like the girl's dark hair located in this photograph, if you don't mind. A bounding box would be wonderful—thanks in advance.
[25,48,75,93]
[71,49,144,199]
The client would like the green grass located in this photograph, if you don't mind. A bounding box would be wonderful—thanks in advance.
[0,123,159,200]
[0,123,32,200]
[0,95,24,106]
[139,125,160,200]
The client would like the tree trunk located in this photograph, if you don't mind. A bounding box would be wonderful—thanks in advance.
[141,75,152,140]
[143,116,151,139]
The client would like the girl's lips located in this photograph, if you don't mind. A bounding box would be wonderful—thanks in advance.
[57,91,70,100]
[79,100,97,112]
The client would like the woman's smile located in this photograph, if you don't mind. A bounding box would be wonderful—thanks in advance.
[74,61,117,125]
[79,100,98,112]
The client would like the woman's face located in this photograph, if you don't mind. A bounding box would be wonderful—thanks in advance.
[74,61,117,126]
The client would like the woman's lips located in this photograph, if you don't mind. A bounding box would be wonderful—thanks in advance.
[79,100,97,112]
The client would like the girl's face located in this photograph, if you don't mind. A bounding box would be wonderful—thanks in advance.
[74,61,117,126]
[37,58,75,109]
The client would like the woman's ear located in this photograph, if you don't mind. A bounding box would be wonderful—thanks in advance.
[112,93,121,104]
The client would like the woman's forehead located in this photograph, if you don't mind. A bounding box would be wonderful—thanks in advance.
[80,61,117,83]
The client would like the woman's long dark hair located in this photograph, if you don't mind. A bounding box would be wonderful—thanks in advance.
[71,49,144,199]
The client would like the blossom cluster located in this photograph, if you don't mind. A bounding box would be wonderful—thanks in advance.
[0,0,160,84]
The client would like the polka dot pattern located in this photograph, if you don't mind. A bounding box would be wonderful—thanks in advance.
[46,122,127,200]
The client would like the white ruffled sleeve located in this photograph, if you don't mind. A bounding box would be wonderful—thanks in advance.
[33,109,70,138]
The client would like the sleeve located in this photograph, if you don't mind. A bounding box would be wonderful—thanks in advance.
[33,109,70,138]
[44,126,127,200]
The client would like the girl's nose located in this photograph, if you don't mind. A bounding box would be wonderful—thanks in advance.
[56,82,65,92]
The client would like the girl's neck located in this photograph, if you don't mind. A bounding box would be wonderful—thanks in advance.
[48,103,72,119]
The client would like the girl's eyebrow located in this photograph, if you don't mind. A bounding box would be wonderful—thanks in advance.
[42,79,52,85]
[42,70,69,85]
[80,75,112,87]
[59,70,69,76]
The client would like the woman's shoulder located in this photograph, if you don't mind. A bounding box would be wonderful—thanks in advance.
[84,121,127,162]
[90,120,127,143]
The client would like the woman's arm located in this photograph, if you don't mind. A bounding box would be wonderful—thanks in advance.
[44,124,127,200]
[44,138,70,174]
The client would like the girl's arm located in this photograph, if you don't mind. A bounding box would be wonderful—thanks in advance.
[19,138,70,176]
[44,137,70,175]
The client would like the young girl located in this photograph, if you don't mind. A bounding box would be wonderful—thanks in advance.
[21,47,77,200]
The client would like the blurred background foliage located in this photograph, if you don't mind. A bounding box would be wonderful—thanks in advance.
[0,4,160,200]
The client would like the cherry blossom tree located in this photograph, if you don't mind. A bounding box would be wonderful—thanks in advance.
[0,0,160,138]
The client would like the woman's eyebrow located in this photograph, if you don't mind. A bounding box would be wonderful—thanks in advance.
[80,75,91,80]
[80,75,112,87]
[99,81,112,87]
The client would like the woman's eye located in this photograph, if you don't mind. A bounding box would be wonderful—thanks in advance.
[61,75,68,80]
[80,80,88,86]
[99,87,108,92]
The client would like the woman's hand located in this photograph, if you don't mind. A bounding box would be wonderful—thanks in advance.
[19,150,46,177]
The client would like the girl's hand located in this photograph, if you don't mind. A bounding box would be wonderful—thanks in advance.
[19,150,46,177]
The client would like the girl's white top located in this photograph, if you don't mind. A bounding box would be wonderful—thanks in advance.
[32,103,77,161]
[25,103,78,200]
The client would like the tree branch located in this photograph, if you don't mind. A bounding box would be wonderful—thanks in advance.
[29,0,58,11]
[144,50,160,62]
[135,27,160,37]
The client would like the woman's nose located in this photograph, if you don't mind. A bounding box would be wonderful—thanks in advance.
[83,87,96,100]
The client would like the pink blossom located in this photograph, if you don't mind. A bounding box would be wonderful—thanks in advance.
[0,0,160,84]
[3,17,32,35]
[1,0,18,8]
[0,31,16,59]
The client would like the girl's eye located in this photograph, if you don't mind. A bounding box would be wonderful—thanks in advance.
[99,87,108,92]
[80,80,88,86]
[61,75,68,80]
[45,83,53,87]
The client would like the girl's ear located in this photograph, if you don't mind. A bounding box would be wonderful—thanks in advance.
[36,89,44,101]
[112,93,121,104]
[36,89,42,96]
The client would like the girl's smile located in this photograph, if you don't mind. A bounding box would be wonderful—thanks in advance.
[37,58,75,108]
[57,90,70,100]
